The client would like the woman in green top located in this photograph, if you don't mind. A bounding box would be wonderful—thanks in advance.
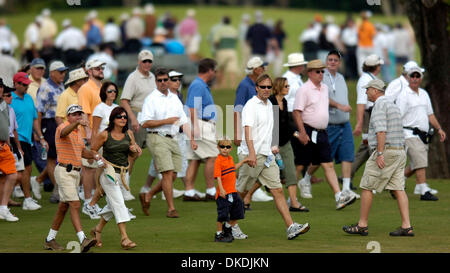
[91,106,142,250]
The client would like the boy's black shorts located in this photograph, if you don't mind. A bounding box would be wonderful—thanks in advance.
[216,192,245,222]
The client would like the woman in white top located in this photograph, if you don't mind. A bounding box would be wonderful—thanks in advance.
[92,81,119,140]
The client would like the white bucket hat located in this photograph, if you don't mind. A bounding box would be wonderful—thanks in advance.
[283,53,308,67]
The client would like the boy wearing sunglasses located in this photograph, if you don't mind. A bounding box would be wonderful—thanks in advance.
[214,138,249,242]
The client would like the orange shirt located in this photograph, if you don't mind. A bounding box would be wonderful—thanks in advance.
[78,79,101,127]
[358,20,376,47]
[55,121,85,167]
[214,154,237,199]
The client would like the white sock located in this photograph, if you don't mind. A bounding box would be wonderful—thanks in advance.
[140,186,150,194]
[304,172,312,183]
[85,197,92,204]
[77,231,86,244]
[342,178,351,191]
[25,197,33,202]
[47,229,58,242]
[0,205,7,211]
[216,231,222,235]
[335,192,341,202]
[224,222,231,228]
[206,187,216,196]
[185,189,196,197]
[421,183,430,195]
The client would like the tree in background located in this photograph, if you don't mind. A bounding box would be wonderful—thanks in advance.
[403,0,449,178]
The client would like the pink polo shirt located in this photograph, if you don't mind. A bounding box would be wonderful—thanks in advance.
[293,79,329,129]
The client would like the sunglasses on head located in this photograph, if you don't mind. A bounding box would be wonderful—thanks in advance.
[157,78,169,82]
[2,93,12,97]
[107,89,118,93]
[219,145,232,149]
[142,60,152,64]
[258,85,272,90]
[315,70,325,74]
[115,114,128,120]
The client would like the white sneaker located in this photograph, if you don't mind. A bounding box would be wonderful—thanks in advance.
[252,188,273,202]
[231,224,248,239]
[336,191,356,210]
[23,198,41,210]
[298,178,312,199]
[0,208,19,222]
[13,185,24,198]
[30,176,42,200]
[287,222,310,240]
[414,184,438,195]
[93,203,102,214]
[122,190,135,201]
[346,189,360,199]
[162,188,186,200]
[82,203,100,219]
[194,190,206,199]
[128,208,136,220]
[78,186,85,201]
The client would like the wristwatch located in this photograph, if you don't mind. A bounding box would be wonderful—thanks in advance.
[39,135,44,140]
[293,131,300,138]
[377,151,383,157]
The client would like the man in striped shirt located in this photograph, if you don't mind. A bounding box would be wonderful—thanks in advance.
[343,79,414,237]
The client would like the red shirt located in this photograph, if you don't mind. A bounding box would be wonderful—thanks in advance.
[214,154,237,199]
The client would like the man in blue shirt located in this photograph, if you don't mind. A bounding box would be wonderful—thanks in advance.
[184,58,218,201]
[11,72,47,211]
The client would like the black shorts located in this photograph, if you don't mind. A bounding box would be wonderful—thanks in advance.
[216,192,245,222]
[291,124,332,167]
[42,118,57,159]
[19,141,33,167]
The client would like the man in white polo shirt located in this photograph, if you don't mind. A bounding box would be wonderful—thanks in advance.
[138,68,197,218]
[237,73,310,240]
[396,67,447,201]
[120,49,156,175]
[385,61,422,103]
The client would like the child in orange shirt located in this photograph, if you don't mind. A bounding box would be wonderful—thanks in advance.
[214,139,248,243]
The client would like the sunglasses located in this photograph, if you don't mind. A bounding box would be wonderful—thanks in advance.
[410,74,421,79]
[115,114,128,120]
[315,70,325,74]
[258,85,272,90]
[93,66,104,71]
[107,89,118,93]
[170,78,181,82]
[2,93,12,97]
[142,60,153,64]
[284,85,290,88]
[219,145,232,149]
[157,78,169,82]
[19,82,30,87]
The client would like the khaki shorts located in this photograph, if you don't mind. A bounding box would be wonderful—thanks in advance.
[359,149,406,193]
[186,120,218,160]
[236,153,281,193]
[55,165,81,202]
[217,49,239,74]
[147,133,182,173]
[405,137,428,170]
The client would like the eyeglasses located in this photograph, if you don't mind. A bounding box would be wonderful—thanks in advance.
[115,114,128,120]
[157,78,169,82]
[2,93,12,97]
[258,85,272,89]
[170,78,181,82]
[315,70,325,74]
[219,145,232,149]
[327,58,340,62]
[107,89,118,93]
[410,74,421,79]
[142,60,152,64]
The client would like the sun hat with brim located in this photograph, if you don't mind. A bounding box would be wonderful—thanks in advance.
[363,79,386,91]
[407,67,423,77]
[66,104,84,115]
[13,72,32,85]
[85,59,106,70]
[49,61,69,72]
[65,68,89,85]
[283,53,308,67]
[306,59,326,70]
[364,54,384,66]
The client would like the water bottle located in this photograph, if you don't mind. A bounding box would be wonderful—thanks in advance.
[275,153,285,170]
[96,155,104,167]
[41,143,47,161]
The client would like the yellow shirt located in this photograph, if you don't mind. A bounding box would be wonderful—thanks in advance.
[78,79,101,127]
[56,87,78,121]
[27,75,45,107]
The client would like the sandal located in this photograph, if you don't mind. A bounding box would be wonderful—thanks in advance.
[389,226,414,237]
[342,223,368,236]
[289,204,309,212]
[90,227,103,247]
[244,203,251,211]
[121,238,137,250]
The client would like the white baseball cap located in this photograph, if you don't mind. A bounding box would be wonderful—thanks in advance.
[138,50,153,62]
[364,54,384,66]
[403,61,425,73]
[247,57,268,70]
[49,61,68,72]
[85,59,106,70]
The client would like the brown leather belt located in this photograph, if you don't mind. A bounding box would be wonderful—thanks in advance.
[58,163,81,172]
